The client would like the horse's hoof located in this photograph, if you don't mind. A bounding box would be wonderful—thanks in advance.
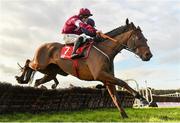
[34,84,39,88]
[140,98,149,106]
[96,84,105,89]
[135,93,149,106]
[34,81,40,88]
[15,76,20,80]
[40,85,47,90]
[121,112,128,119]
[15,76,26,84]
[51,84,57,89]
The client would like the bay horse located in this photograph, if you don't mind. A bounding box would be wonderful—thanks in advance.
[15,19,152,118]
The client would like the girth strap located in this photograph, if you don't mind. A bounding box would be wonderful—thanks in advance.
[72,59,79,78]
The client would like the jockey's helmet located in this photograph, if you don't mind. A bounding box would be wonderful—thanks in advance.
[78,8,93,17]
[87,18,95,27]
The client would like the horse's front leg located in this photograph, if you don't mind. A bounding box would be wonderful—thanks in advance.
[98,72,149,105]
[105,83,128,118]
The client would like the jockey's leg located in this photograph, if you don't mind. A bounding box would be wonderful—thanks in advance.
[71,36,84,59]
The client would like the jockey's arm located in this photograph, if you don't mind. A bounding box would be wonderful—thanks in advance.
[75,20,97,37]
[81,26,97,37]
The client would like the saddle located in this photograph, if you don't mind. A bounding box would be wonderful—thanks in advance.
[60,40,94,78]
[60,41,94,60]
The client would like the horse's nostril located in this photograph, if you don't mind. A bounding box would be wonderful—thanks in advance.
[145,52,151,58]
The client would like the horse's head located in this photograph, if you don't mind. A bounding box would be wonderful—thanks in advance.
[125,20,153,61]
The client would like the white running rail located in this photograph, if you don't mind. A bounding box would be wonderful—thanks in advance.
[158,92,180,97]
[123,79,153,107]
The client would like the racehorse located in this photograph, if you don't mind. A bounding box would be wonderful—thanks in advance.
[15,19,152,118]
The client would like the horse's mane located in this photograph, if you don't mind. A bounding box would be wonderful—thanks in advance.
[105,23,134,37]
[105,25,126,37]
[94,21,136,42]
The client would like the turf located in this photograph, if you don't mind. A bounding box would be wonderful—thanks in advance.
[0,108,180,122]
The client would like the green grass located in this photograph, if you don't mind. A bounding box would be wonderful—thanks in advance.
[0,108,180,122]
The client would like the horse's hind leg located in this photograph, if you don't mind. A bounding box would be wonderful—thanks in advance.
[34,74,54,88]
[29,59,47,71]
[35,75,61,89]
[51,77,59,89]
[105,83,128,118]
[15,59,34,84]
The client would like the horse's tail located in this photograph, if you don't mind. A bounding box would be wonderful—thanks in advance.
[28,71,36,85]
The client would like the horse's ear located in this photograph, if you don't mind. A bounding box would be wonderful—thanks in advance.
[126,18,129,25]
[130,22,135,28]
[137,26,141,31]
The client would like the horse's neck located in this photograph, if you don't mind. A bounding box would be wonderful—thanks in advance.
[96,30,133,59]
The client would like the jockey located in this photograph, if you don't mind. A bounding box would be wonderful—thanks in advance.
[62,8,99,59]
[87,18,95,27]
[81,18,96,37]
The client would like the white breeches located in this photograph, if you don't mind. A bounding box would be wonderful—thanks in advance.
[63,34,88,44]
[63,34,79,44]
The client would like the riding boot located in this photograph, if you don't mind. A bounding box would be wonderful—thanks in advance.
[71,37,83,59]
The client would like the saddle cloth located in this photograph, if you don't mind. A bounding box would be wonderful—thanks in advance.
[60,41,94,59]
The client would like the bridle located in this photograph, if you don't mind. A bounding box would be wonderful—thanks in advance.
[99,31,137,53]
[121,32,136,53]
[99,29,148,55]
[120,29,148,54]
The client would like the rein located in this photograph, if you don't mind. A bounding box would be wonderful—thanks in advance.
[99,33,117,43]
[99,32,136,53]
